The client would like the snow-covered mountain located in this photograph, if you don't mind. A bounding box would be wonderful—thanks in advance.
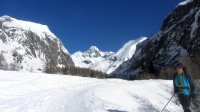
[72,46,114,68]
[72,37,147,74]
[91,37,147,74]
[0,16,74,72]
[112,0,200,79]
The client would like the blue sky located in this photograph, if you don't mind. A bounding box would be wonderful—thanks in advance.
[0,0,183,53]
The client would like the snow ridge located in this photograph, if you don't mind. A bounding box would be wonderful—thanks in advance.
[72,37,147,74]
[93,37,147,74]
[0,15,57,40]
[178,0,193,6]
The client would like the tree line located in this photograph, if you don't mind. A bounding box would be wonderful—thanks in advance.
[45,61,106,79]
[45,63,106,79]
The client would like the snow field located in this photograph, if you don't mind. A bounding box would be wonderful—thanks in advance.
[0,71,183,112]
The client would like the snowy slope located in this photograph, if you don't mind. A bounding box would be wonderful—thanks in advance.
[113,37,148,62]
[71,46,114,68]
[92,37,147,74]
[72,37,147,74]
[0,16,74,72]
[0,70,183,112]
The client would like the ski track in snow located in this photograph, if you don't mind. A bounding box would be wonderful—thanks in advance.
[0,71,183,112]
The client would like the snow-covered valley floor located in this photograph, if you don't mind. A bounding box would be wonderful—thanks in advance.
[0,70,183,112]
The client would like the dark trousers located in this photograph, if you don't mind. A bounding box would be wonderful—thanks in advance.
[178,94,191,112]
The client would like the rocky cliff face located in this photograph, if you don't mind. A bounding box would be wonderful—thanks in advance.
[112,0,200,79]
[0,16,74,72]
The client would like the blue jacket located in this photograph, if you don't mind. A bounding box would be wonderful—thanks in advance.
[173,72,195,96]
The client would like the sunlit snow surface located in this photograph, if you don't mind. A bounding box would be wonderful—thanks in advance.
[0,70,183,112]
[178,0,193,6]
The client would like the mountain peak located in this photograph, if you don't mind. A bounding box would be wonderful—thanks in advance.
[88,46,100,52]
[0,15,13,21]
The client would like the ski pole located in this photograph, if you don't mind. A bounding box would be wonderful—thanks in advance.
[161,93,175,112]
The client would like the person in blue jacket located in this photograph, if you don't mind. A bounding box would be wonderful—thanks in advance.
[173,63,196,112]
